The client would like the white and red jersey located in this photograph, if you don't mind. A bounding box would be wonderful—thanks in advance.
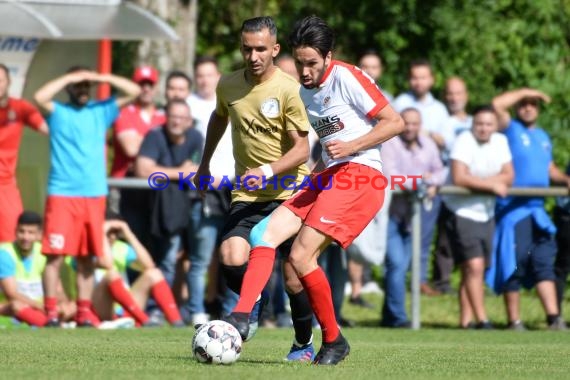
[301,60,389,172]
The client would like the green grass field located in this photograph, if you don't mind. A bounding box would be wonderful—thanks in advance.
[2,292,570,379]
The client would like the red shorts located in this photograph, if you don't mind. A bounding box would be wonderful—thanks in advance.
[0,183,23,243]
[42,195,106,257]
[283,162,385,248]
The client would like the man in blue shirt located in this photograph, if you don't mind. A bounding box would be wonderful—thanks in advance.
[34,66,140,327]
[491,88,570,330]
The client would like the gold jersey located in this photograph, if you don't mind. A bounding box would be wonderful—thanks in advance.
[215,68,310,202]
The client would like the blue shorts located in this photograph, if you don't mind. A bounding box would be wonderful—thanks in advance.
[503,216,557,292]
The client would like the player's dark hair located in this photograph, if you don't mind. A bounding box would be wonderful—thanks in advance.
[472,104,497,118]
[166,70,193,89]
[408,58,432,76]
[17,211,42,227]
[0,63,10,80]
[165,98,190,115]
[194,56,219,71]
[288,15,335,59]
[241,16,277,36]
[66,65,91,74]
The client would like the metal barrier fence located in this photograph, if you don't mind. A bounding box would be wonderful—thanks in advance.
[107,178,570,330]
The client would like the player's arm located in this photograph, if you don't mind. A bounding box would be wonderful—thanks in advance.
[0,277,43,310]
[325,104,404,160]
[116,130,144,158]
[95,73,141,108]
[105,220,155,271]
[492,88,551,130]
[34,71,97,113]
[549,162,570,188]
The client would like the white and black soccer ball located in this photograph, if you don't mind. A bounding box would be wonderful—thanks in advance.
[192,320,242,364]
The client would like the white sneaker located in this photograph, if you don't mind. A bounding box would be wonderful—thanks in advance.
[98,317,135,330]
[192,313,210,326]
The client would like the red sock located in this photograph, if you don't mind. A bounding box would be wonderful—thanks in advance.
[76,299,101,326]
[299,267,339,343]
[234,247,276,313]
[151,279,182,324]
[108,278,149,325]
[44,297,58,320]
[16,307,48,327]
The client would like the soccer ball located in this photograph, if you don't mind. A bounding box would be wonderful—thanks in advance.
[192,320,242,364]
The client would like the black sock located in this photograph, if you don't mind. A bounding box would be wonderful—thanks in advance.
[221,264,248,295]
[288,289,313,345]
[547,314,560,325]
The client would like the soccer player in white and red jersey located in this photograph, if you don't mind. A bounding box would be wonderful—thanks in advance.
[0,64,48,243]
[223,16,404,365]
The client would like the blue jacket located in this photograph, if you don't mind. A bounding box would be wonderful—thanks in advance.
[485,205,556,294]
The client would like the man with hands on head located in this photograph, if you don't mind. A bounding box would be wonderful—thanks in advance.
[34,66,140,327]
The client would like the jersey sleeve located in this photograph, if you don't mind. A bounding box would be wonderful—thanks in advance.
[20,99,45,130]
[0,249,16,279]
[449,132,472,164]
[138,130,161,161]
[284,87,310,132]
[215,81,229,117]
[100,97,120,128]
[114,107,136,134]
[341,66,389,119]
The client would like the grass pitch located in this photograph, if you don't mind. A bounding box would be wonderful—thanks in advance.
[2,292,570,379]
[2,324,570,380]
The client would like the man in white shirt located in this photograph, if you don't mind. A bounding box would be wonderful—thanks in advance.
[444,105,513,329]
[185,56,235,325]
[393,59,449,150]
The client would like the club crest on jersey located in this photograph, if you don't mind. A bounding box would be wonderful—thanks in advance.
[260,98,280,118]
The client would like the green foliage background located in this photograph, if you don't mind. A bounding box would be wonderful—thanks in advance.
[118,0,570,166]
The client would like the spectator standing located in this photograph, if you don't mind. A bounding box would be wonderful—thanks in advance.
[135,100,203,290]
[443,105,513,328]
[34,67,140,326]
[358,50,393,101]
[184,56,235,325]
[489,88,569,330]
[110,66,165,246]
[0,64,48,243]
[380,108,446,327]
[554,162,570,311]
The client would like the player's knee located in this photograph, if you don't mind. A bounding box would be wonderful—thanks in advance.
[9,299,25,313]
[249,216,272,248]
[283,273,303,294]
[219,240,248,266]
[144,267,164,283]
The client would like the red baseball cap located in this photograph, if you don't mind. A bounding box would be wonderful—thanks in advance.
[132,66,158,84]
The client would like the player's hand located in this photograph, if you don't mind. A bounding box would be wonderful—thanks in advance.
[491,182,509,197]
[243,167,264,191]
[67,70,98,83]
[324,140,357,160]
[104,219,128,233]
[524,89,551,104]
[193,164,211,198]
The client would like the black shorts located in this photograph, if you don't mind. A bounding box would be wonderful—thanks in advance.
[445,212,494,265]
[503,216,557,292]
[221,200,293,256]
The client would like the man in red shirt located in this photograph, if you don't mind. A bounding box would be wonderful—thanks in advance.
[111,65,165,178]
[0,63,48,243]
[110,66,166,247]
